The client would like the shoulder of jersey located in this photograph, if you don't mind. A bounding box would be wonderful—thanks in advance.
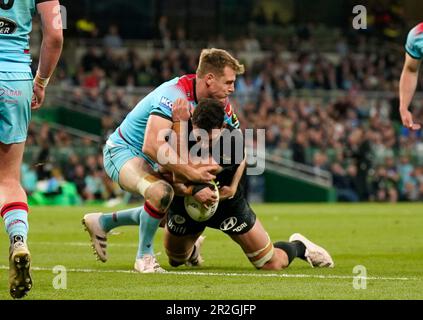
[175,74,196,101]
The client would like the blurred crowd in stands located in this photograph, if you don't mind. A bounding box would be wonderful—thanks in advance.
[22,123,121,204]
[52,22,418,92]
[23,10,423,203]
[237,93,423,202]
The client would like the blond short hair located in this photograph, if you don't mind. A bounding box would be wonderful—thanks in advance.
[196,48,245,78]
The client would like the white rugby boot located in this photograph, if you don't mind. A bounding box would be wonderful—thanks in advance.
[82,213,108,262]
[289,233,334,268]
[134,254,166,273]
[9,236,32,299]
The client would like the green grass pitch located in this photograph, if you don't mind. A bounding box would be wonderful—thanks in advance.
[0,203,422,300]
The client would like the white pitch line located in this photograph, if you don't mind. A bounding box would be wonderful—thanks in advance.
[33,241,138,248]
[0,265,415,281]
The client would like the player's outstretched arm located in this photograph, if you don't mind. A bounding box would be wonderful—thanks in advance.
[399,53,421,130]
[32,0,63,109]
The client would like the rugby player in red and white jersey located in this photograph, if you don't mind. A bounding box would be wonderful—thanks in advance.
[83,49,245,273]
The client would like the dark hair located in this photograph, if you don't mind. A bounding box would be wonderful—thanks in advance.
[192,98,225,132]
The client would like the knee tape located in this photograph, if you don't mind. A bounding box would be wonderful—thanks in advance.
[136,174,160,196]
[246,240,274,269]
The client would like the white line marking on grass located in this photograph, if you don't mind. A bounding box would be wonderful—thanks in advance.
[0,265,415,281]
[33,241,138,248]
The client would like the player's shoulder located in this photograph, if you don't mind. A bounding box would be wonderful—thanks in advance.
[149,76,192,118]
[407,23,423,42]
[175,74,196,101]
[405,23,423,60]
[410,23,423,34]
[154,74,196,105]
[155,76,190,96]
[151,77,185,104]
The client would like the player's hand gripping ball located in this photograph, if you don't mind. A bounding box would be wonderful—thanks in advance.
[184,181,219,222]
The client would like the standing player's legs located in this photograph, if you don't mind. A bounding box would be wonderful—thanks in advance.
[0,75,33,298]
[118,157,174,270]
[0,143,28,237]
[83,153,174,272]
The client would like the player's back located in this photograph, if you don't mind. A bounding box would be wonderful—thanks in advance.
[0,0,35,72]
[109,76,185,152]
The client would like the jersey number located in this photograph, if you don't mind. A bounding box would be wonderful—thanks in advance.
[0,0,15,10]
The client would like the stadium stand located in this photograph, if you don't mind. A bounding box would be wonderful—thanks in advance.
[25,4,423,204]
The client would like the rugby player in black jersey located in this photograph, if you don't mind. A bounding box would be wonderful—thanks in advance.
[162,98,334,271]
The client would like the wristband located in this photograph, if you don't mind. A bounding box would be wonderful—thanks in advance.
[34,73,50,88]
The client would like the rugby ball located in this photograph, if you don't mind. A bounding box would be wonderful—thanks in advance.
[184,182,219,222]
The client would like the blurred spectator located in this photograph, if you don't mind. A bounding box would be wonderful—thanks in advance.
[81,47,101,73]
[21,163,38,195]
[103,24,123,49]
[370,165,399,202]
[158,15,171,50]
[291,132,308,165]
[345,128,372,201]
[312,151,329,176]
[73,164,88,199]
[85,168,105,201]
[82,66,106,90]
[331,162,359,202]
[82,88,106,112]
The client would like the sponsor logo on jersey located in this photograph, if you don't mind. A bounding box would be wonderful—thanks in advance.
[0,88,22,97]
[159,96,173,111]
[173,215,186,225]
[0,17,17,35]
[168,218,187,235]
[232,222,248,233]
[220,217,238,231]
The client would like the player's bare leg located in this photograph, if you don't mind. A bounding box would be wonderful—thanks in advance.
[0,142,32,299]
[84,157,173,272]
[120,157,173,272]
[230,219,290,270]
[164,227,205,267]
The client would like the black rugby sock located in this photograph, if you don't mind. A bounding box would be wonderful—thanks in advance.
[274,241,306,264]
